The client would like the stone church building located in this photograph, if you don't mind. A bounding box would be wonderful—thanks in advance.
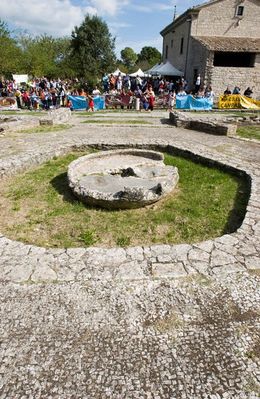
[160,0,260,97]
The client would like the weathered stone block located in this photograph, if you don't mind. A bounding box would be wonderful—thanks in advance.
[169,111,237,135]
[39,119,53,126]
[189,120,237,136]
[48,108,71,124]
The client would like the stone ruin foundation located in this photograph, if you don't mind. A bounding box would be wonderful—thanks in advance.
[68,149,179,209]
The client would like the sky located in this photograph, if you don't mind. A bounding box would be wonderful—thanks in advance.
[1,0,203,56]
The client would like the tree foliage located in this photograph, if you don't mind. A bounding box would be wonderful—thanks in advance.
[0,16,116,81]
[18,34,73,78]
[0,20,23,76]
[0,20,10,38]
[120,47,138,69]
[0,17,162,80]
[71,15,116,80]
[138,46,161,65]
[119,45,161,72]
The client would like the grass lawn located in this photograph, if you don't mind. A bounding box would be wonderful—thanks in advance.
[229,112,260,118]
[17,124,72,134]
[0,150,249,248]
[0,110,45,116]
[236,125,260,141]
[76,113,153,118]
[75,109,136,115]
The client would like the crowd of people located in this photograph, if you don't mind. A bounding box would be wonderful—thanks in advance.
[0,73,253,112]
[0,73,214,112]
[100,73,216,110]
[223,85,254,97]
[0,78,82,110]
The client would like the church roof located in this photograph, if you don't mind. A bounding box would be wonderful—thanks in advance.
[193,36,260,52]
[190,0,225,11]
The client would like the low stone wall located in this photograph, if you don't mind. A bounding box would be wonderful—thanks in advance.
[169,111,237,136]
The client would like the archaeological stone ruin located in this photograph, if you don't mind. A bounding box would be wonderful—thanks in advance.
[68,149,179,209]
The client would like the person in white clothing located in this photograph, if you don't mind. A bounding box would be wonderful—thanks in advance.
[168,91,176,111]
[92,86,101,97]
[195,74,201,93]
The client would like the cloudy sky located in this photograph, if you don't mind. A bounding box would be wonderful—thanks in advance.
[1,0,202,55]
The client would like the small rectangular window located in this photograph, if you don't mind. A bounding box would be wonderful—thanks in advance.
[180,37,184,54]
[171,39,173,48]
[236,5,244,16]
[165,45,168,59]
[193,69,198,84]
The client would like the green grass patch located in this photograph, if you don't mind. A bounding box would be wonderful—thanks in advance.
[75,109,137,116]
[236,125,260,141]
[17,124,72,134]
[0,111,45,116]
[0,150,249,248]
[229,111,260,118]
[81,119,152,124]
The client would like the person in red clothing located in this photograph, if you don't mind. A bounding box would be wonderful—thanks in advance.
[21,90,31,109]
[87,94,94,112]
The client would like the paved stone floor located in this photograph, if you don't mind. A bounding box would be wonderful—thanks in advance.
[0,111,259,398]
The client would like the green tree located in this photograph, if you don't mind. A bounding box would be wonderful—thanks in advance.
[138,46,161,67]
[71,15,116,81]
[18,34,74,78]
[120,47,138,69]
[54,37,76,78]
[0,20,23,77]
[0,20,10,38]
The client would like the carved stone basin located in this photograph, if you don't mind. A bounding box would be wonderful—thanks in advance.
[68,149,179,209]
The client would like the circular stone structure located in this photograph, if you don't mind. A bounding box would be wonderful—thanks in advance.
[68,149,179,209]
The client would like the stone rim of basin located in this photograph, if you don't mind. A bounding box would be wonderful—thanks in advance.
[68,149,179,209]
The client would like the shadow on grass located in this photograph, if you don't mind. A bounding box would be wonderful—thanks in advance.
[50,172,117,213]
[222,176,250,235]
[51,172,77,204]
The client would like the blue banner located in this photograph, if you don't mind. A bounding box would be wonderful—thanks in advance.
[68,95,86,110]
[93,96,106,111]
[68,95,105,111]
[176,95,213,110]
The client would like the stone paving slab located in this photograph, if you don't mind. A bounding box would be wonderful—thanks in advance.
[0,273,259,398]
[0,116,259,398]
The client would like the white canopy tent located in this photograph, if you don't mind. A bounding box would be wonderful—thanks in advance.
[111,68,126,76]
[150,61,184,76]
[145,63,162,74]
[129,68,145,77]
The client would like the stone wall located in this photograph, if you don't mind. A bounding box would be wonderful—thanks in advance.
[169,111,237,136]
[209,55,260,97]
[162,21,190,72]
[185,37,209,91]
[191,0,260,38]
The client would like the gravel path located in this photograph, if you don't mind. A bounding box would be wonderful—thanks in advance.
[0,113,259,398]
